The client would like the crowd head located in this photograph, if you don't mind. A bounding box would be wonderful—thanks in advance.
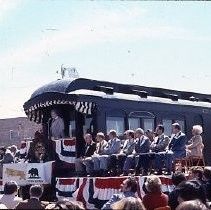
[111,197,145,210]
[145,176,162,193]
[177,180,207,205]
[172,171,186,187]
[4,181,18,195]
[192,125,203,135]
[84,133,92,144]
[172,123,181,134]
[189,166,203,181]
[30,185,43,199]
[96,132,105,142]
[135,128,144,138]
[176,199,208,210]
[121,176,138,193]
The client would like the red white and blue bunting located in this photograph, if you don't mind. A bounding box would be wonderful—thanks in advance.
[56,176,174,209]
[52,138,76,168]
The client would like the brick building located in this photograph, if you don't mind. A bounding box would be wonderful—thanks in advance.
[0,117,41,147]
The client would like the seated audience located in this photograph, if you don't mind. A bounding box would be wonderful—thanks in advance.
[111,197,146,210]
[0,181,22,209]
[177,180,207,205]
[15,185,46,209]
[203,166,211,201]
[186,125,204,157]
[176,199,208,210]
[142,176,168,210]
[168,172,186,210]
[102,176,139,209]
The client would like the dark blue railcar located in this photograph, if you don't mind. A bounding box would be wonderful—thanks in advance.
[23,78,211,165]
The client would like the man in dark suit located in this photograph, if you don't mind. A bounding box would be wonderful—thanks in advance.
[50,109,65,139]
[15,185,46,209]
[123,128,150,175]
[165,123,187,175]
[75,133,96,176]
[151,124,170,175]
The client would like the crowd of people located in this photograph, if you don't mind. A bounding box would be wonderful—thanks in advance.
[0,130,48,178]
[0,117,209,209]
[0,168,210,209]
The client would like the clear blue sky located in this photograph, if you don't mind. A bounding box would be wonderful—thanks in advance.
[0,0,211,118]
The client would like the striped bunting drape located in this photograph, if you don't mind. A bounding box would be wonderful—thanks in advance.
[25,100,95,123]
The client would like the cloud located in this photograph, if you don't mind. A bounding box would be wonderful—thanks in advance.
[0,0,20,23]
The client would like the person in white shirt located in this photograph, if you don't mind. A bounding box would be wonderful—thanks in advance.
[0,181,22,209]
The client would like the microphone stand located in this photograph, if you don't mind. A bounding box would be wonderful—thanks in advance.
[47,118,54,160]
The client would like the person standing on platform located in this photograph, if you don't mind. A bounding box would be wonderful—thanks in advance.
[50,109,65,139]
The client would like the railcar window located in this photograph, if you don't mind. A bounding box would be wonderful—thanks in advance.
[162,119,185,136]
[128,118,140,130]
[162,119,172,137]
[106,117,124,136]
[143,118,154,131]
[175,120,185,133]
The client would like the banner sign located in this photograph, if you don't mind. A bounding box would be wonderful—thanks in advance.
[3,161,53,186]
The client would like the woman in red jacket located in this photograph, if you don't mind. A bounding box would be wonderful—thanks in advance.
[142,176,169,210]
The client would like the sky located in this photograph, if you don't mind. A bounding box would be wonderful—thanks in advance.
[0,0,211,119]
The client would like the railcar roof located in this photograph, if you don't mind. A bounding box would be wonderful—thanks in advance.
[68,89,211,109]
[30,78,211,104]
